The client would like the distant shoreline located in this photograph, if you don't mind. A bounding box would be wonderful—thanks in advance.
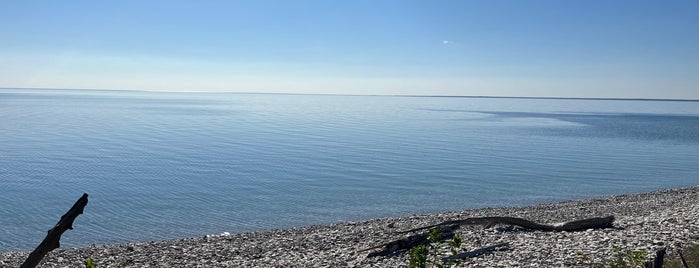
[400,94,699,102]
[2,87,699,102]
[2,185,698,267]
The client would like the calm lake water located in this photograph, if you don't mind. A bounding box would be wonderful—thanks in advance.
[1,89,698,251]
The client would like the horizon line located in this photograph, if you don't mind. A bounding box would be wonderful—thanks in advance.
[2,87,698,102]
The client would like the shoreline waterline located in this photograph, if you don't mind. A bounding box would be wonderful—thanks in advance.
[2,185,698,267]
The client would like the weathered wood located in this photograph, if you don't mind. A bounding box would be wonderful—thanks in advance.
[21,193,89,268]
[363,225,460,257]
[644,247,665,268]
[441,242,509,264]
[398,215,615,234]
[678,248,689,268]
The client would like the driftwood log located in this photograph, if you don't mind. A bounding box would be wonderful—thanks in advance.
[678,248,690,268]
[366,216,614,258]
[363,225,460,257]
[644,247,666,268]
[21,193,89,268]
[398,216,615,234]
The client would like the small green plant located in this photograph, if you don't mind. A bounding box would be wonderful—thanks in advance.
[407,228,464,268]
[429,228,443,245]
[409,244,429,268]
[607,246,648,268]
[85,258,97,268]
[575,250,590,264]
[448,234,463,256]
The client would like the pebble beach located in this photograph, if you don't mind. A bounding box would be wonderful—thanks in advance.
[2,185,698,267]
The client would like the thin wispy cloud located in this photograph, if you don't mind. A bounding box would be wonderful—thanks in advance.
[442,40,458,45]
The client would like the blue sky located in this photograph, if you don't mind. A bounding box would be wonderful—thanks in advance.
[1,0,698,98]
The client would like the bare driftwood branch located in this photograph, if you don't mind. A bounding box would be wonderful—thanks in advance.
[644,247,666,268]
[363,225,460,257]
[21,193,89,268]
[678,248,690,268]
[398,215,615,234]
[441,242,509,263]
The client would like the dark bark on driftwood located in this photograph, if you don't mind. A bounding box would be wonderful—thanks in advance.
[441,242,509,264]
[363,225,460,257]
[398,216,615,234]
[21,193,89,268]
[678,249,690,268]
[644,247,666,268]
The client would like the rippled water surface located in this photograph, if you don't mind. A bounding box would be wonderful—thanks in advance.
[1,89,698,251]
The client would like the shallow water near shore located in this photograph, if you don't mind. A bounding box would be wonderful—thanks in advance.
[1,88,698,251]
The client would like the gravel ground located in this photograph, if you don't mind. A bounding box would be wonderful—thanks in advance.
[2,186,698,267]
